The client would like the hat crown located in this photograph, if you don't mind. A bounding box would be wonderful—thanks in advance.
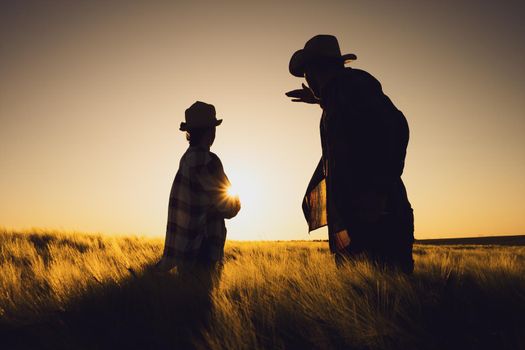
[303,34,342,58]
[180,101,222,131]
[185,101,215,120]
[288,34,356,77]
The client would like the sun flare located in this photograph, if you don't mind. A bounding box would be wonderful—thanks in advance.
[226,184,238,197]
[226,167,261,212]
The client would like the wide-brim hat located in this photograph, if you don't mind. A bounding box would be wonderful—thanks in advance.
[180,101,223,131]
[289,34,357,77]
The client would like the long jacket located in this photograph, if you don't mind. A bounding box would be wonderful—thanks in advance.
[302,68,412,252]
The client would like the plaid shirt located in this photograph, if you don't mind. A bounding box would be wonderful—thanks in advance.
[160,146,239,265]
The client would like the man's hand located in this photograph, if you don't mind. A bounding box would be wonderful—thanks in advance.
[285,83,319,104]
[335,230,351,251]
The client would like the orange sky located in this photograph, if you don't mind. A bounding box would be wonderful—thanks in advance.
[1,1,524,240]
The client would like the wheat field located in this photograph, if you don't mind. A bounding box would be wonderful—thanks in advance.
[1,229,524,349]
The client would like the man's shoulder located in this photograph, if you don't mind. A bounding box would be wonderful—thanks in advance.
[322,68,383,109]
[338,68,381,90]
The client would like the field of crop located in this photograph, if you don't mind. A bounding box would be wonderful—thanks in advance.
[1,229,524,350]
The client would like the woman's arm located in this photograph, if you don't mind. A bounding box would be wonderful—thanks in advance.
[196,155,241,219]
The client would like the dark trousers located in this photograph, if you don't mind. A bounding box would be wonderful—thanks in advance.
[174,249,223,327]
[177,235,224,293]
[335,209,414,274]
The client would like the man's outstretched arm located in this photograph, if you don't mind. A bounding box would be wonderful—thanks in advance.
[285,83,320,104]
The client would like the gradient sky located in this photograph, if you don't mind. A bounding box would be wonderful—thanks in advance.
[1,0,524,240]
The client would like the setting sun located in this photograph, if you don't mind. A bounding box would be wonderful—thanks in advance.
[226,167,260,211]
[226,184,237,198]
[221,164,272,240]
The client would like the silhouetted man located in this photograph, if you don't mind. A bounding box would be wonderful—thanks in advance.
[286,35,414,273]
[156,101,241,285]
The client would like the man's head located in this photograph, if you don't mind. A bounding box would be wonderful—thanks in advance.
[289,35,356,97]
[303,59,345,97]
[180,101,222,147]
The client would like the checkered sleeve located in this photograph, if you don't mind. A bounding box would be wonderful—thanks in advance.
[196,153,240,219]
[162,151,209,261]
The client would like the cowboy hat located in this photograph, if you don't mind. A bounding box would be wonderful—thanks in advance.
[289,34,357,77]
[180,101,223,131]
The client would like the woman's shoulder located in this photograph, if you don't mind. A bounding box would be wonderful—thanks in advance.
[208,151,222,163]
[181,148,224,174]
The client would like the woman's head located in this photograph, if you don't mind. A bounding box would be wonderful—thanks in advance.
[186,126,216,147]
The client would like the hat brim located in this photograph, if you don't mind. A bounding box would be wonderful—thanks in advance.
[289,50,357,77]
[180,119,222,132]
[289,49,306,77]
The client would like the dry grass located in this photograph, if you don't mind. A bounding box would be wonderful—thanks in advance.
[1,229,524,349]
